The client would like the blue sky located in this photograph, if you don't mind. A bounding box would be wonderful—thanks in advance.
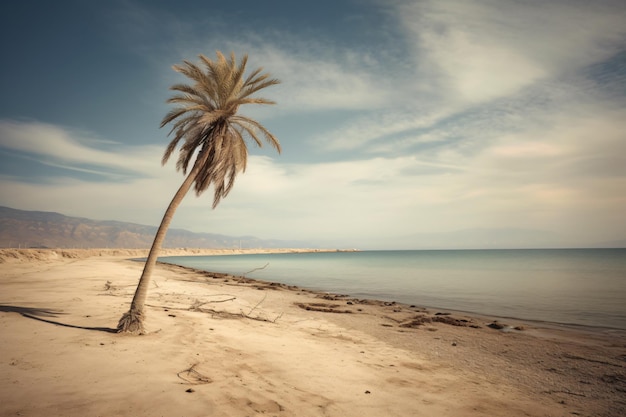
[1,0,625,249]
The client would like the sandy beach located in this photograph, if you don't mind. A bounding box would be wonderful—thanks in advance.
[1,249,625,417]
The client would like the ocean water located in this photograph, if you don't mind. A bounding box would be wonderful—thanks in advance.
[159,249,626,330]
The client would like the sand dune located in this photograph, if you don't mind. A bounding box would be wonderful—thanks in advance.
[1,249,624,416]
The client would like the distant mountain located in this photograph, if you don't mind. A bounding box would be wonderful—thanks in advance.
[0,206,312,249]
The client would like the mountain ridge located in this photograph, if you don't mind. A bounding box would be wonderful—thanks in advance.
[0,206,312,249]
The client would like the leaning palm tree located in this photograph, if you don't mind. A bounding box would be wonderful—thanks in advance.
[117,51,281,334]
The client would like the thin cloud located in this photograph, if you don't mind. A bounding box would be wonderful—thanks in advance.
[225,42,394,112]
[0,120,165,179]
[397,0,626,104]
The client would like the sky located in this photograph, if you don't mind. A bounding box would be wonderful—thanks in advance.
[1,0,625,249]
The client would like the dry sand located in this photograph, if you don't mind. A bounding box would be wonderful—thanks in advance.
[1,248,625,417]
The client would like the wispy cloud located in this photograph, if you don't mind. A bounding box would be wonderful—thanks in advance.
[0,120,183,225]
[397,0,626,104]
[220,41,394,113]
[0,120,164,180]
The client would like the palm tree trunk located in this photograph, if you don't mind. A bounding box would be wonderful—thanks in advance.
[117,149,209,334]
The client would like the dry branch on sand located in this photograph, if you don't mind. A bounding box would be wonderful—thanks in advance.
[142,292,284,325]
[177,363,212,385]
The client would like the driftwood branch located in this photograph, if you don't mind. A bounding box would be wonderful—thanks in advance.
[237,262,270,284]
[239,293,284,324]
[542,390,586,397]
[245,293,267,316]
[244,262,270,276]
[145,295,237,312]
[177,363,212,385]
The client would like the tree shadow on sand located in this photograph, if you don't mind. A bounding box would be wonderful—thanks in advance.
[0,305,117,333]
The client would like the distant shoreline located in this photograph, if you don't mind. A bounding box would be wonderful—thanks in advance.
[0,247,358,263]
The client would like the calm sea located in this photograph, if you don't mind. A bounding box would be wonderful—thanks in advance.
[159,249,626,330]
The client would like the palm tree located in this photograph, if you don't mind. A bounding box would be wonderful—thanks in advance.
[117,51,281,334]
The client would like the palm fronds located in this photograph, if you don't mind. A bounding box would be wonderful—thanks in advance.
[161,51,281,207]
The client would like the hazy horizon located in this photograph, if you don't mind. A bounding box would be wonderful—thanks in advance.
[2,205,624,250]
[1,1,625,249]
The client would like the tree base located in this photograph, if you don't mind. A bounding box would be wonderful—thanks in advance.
[117,308,146,334]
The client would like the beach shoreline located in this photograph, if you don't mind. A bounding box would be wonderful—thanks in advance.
[1,249,625,416]
[0,247,355,263]
[158,259,622,334]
